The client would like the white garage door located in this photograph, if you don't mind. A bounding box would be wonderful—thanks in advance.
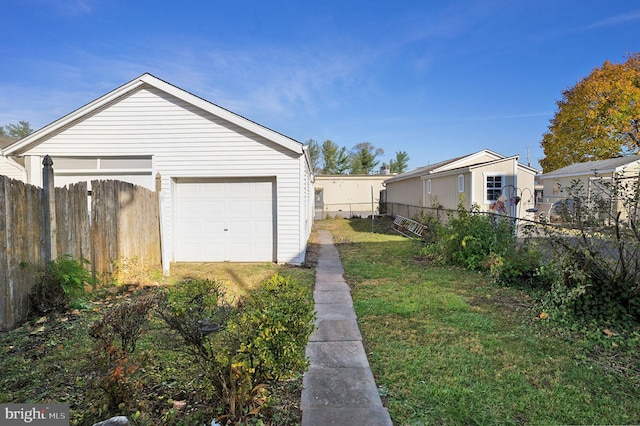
[174,177,275,262]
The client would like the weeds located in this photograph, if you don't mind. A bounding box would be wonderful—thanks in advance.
[29,254,93,316]
[89,294,157,408]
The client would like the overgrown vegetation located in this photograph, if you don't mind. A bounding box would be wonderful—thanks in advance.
[2,263,315,425]
[29,254,94,315]
[317,218,640,425]
[539,176,640,330]
[417,183,640,338]
[422,199,517,271]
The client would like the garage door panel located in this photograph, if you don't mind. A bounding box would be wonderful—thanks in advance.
[174,178,275,262]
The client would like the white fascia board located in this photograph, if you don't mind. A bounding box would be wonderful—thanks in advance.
[423,166,472,179]
[430,149,504,173]
[467,155,519,170]
[541,168,619,180]
[140,74,303,155]
[6,73,303,157]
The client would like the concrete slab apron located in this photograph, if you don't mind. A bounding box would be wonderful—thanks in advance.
[301,230,392,426]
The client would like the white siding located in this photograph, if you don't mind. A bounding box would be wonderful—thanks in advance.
[20,85,308,266]
[0,157,26,181]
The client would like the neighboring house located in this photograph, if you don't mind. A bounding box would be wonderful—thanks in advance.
[1,73,314,271]
[384,149,539,219]
[540,155,640,221]
[0,136,25,181]
[314,174,389,219]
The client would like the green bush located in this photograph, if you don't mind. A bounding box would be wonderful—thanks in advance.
[156,278,233,361]
[541,177,640,327]
[29,254,93,315]
[423,201,516,271]
[487,243,550,289]
[225,273,315,382]
[157,274,314,424]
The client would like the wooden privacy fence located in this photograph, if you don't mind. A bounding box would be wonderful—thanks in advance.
[1,171,160,330]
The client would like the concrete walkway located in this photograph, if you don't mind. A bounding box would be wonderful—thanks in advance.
[301,230,393,426]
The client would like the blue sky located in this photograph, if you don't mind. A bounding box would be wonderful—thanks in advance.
[1,0,639,171]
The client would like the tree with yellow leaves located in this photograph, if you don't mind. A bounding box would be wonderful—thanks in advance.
[540,53,640,172]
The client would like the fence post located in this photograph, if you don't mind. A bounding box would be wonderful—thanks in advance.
[42,155,57,263]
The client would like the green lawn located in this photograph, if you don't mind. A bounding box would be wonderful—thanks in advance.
[314,218,640,425]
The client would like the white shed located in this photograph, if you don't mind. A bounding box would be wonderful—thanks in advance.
[2,73,314,271]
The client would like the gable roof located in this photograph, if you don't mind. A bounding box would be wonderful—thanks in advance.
[383,155,468,184]
[384,149,538,184]
[3,73,303,156]
[0,136,18,150]
[541,156,640,179]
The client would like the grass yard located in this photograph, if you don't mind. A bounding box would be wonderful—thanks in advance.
[0,262,315,425]
[315,218,640,425]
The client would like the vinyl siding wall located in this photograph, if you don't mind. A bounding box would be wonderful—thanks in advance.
[385,177,423,207]
[0,157,25,181]
[18,85,308,265]
[426,173,468,210]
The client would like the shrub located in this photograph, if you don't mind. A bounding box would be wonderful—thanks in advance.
[423,200,516,271]
[29,254,93,315]
[540,176,640,326]
[213,273,314,424]
[225,273,315,382]
[89,294,157,407]
[487,243,550,289]
[156,278,233,361]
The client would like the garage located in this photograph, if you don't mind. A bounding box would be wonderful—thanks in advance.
[174,177,276,262]
[4,73,313,270]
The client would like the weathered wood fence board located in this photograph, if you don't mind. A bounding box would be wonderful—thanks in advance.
[56,182,91,262]
[91,180,161,282]
[1,175,161,330]
[0,176,44,331]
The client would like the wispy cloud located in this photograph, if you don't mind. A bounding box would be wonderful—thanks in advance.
[472,112,553,121]
[0,38,374,132]
[578,9,640,31]
[36,0,95,17]
[529,8,640,43]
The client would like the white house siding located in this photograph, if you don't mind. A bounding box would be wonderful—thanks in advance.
[469,161,536,219]
[0,157,26,181]
[16,84,309,266]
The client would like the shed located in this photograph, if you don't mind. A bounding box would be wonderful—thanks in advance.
[2,73,314,272]
[314,174,389,219]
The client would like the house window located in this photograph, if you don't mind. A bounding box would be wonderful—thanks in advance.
[485,174,504,202]
[458,175,464,193]
[427,179,432,194]
[553,181,560,195]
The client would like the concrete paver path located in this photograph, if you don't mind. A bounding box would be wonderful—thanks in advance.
[301,230,393,426]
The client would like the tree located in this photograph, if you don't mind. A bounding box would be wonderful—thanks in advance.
[1,120,34,138]
[390,151,410,174]
[306,139,321,174]
[349,142,384,175]
[540,53,640,172]
[321,140,350,174]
